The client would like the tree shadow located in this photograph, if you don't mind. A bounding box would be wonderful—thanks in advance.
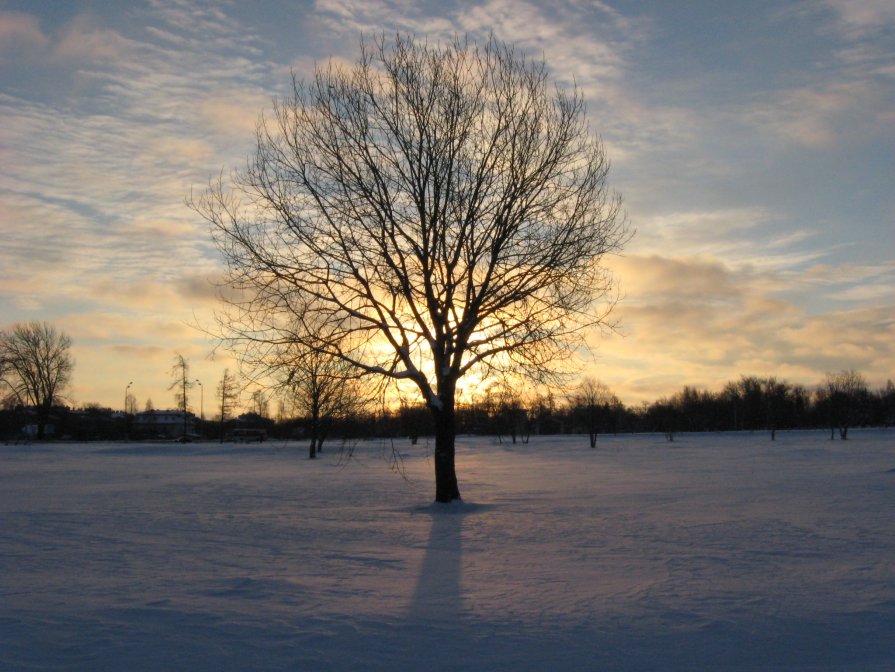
[406,503,483,623]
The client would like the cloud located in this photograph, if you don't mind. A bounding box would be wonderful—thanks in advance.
[627,207,832,272]
[3,1,892,410]
[744,80,889,149]
[0,11,48,60]
[458,1,629,80]
[588,253,895,402]
[825,0,895,34]
[197,94,264,139]
[53,15,133,63]
[69,338,230,409]
[0,10,138,66]
[829,283,895,302]
[174,273,224,302]
[732,3,895,151]
[308,0,643,89]
[146,0,266,54]
[312,0,457,41]
[611,255,742,304]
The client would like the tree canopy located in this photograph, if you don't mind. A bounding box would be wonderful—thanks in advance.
[194,34,630,501]
[0,321,73,438]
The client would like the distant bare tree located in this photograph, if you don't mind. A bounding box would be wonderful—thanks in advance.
[279,342,362,459]
[763,377,789,441]
[168,353,194,439]
[250,389,270,418]
[818,369,869,439]
[217,368,240,442]
[0,321,73,439]
[193,34,630,501]
[492,383,528,444]
[571,377,617,447]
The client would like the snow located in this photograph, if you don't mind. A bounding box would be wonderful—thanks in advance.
[2,430,894,671]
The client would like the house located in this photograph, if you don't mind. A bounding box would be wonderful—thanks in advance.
[132,409,197,439]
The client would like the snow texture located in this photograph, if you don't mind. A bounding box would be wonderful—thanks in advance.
[2,430,894,671]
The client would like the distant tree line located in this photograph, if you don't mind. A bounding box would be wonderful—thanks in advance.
[6,368,890,446]
[271,368,894,445]
[635,371,892,441]
[1,322,891,445]
[412,370,893,443]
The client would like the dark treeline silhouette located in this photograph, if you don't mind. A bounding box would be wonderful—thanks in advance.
[3,371,892,444]
[273,370,894,443]
[443,371,894,441]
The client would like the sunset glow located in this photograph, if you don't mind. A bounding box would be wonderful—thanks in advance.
[1,1,892,411]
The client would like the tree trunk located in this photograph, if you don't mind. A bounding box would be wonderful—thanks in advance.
[432,401,461,503]
[309,406,320,459]
[37,402,51,440]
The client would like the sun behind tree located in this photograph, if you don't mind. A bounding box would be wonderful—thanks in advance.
[192,34,631,502]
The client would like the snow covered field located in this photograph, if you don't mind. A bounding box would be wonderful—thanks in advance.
[2,430,894,671]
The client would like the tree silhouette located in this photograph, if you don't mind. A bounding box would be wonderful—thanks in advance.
[217,368,240,443]
[278,340,363,459]
[0,321,73,439]
[168,353,194,440]
[571,378,618,447]
[193,34,630,501]
[818,369,869,439]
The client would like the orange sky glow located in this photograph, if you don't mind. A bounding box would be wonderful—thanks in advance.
[1,1,893,413]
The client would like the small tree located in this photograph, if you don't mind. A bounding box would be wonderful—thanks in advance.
[217,368,240,442]
[250,389,270,418]
[763,377,790,441]
[571,377,617,447]
[168,353,194,440]
[0,321,73,439]
[399,401,431,445]
[279,342,362,459]
[494,384,528,445]
[819,369,869,439]
[194,34,630,501]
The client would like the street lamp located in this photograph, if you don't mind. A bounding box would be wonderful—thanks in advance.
[195,378,204,418]
[124,381,133,440]
[195,379,204,441]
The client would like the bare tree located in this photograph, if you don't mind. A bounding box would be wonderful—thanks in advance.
[279,342,362,459]
[571,377,617,447]
[818,369,869,439]
[193,34,630,502]
[0,321,73,439]
[168,353,194,440]
[763,376,789,441]
[491,383,528,445]
[250,389,270,418]
[217,368,240,442]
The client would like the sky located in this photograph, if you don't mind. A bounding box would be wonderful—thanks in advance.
[1,0,893,412]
